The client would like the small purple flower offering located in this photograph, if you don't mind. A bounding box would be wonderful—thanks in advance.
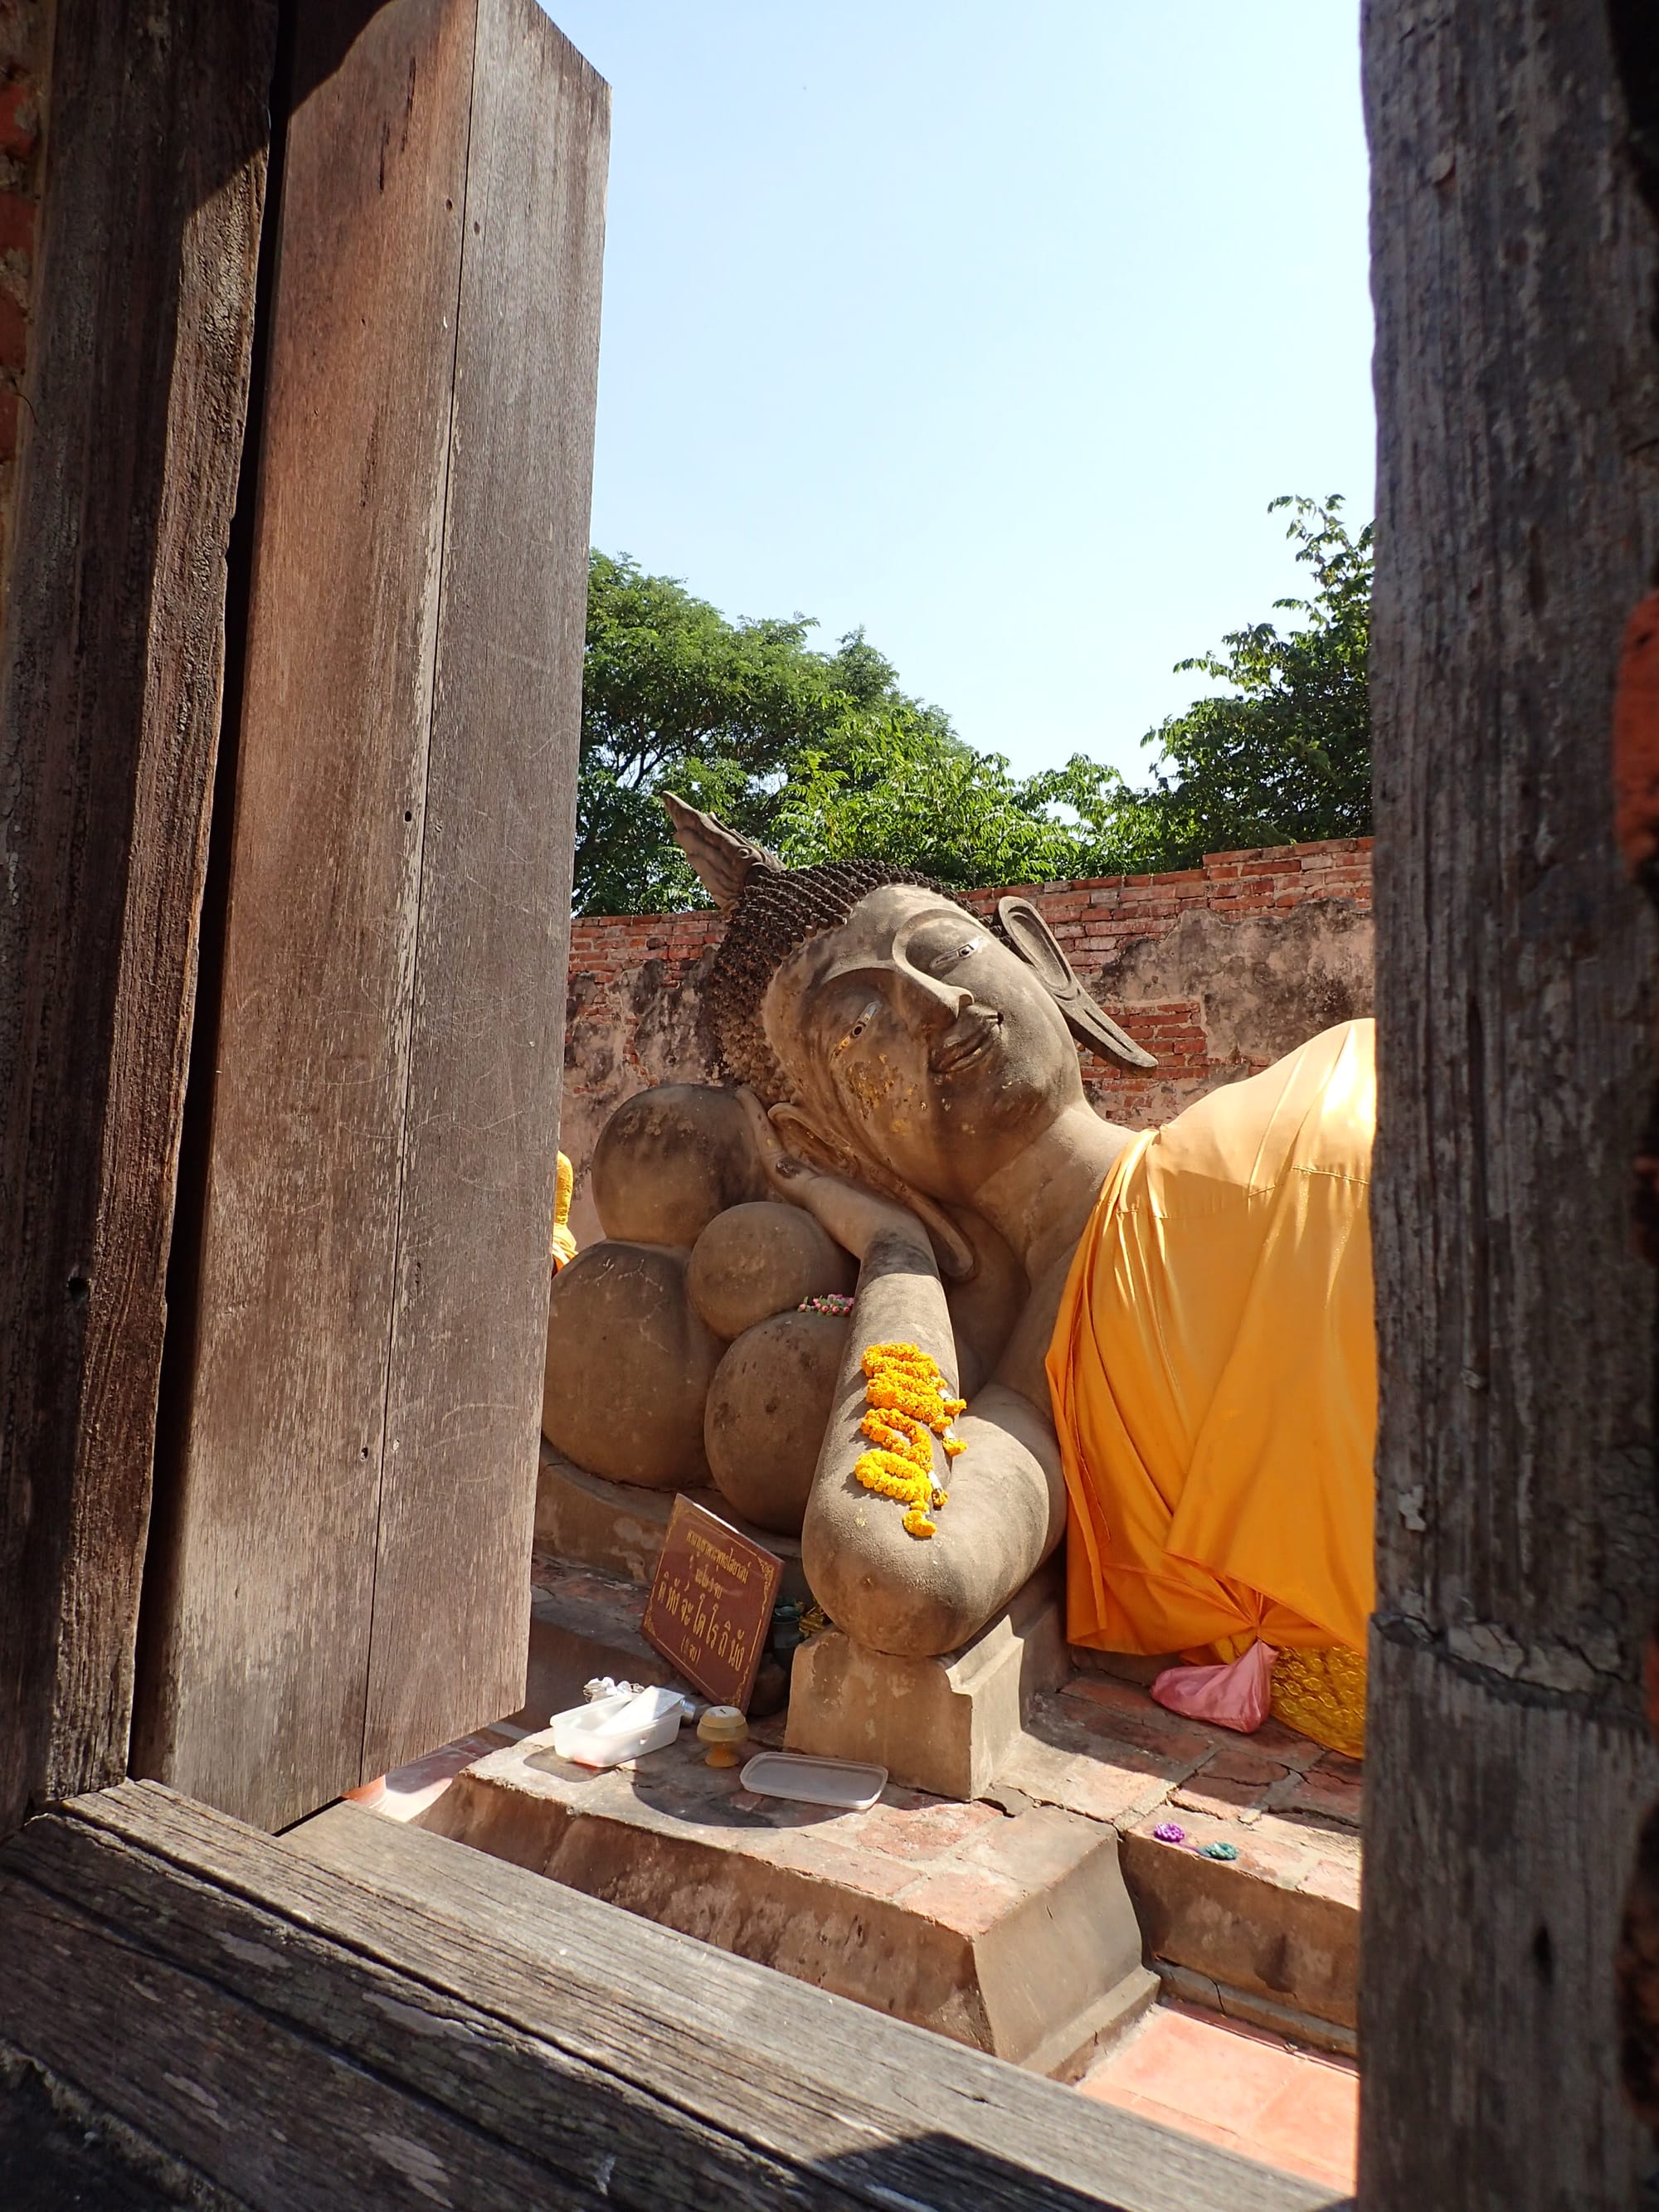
[1152,1821,1186,1845]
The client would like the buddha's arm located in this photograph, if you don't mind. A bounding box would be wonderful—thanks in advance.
[800,1223,1067,1660]
[734,1087,1067,1655]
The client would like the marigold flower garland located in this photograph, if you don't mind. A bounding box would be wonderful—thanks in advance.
[854,1341,965,1539]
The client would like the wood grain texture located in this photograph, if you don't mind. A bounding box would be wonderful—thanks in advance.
[0,1782,1342,2212]
[0,2044,243,2212]
[139,0,604,1830]
[1364,1631,1659,2202]
[0,0,275,1835]
[1361,0,1659,2198]
[1366,0,1659,1699]
[134,0,477,1832]
[362,0,607,1777]
[2,1885,579,2212]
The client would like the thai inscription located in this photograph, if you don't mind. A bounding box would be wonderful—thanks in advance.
[642,1495,781,1709]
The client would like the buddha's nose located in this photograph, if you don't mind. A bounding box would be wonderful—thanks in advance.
[899,966,971,1030]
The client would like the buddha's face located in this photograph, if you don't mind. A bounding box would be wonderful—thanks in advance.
[761,883,1086,1204]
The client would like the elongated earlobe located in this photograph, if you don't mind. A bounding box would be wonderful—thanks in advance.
[995,897,1157,1070]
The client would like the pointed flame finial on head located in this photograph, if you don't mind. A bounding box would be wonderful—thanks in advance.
[661,791,786,913]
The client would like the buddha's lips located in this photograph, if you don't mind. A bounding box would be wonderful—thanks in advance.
[931,1011,1002,1077]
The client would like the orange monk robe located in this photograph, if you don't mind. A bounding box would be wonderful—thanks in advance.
[551,1151,578,1272]
[1046,1018,1376,1666]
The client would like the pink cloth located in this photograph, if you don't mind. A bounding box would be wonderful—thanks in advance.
[1151,1641,1277,1733]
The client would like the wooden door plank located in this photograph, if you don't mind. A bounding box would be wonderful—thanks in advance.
[1361,0,1659,2200]
[46,1782,1342,2212]
[0,0,275,1835]
[362,0,609,1777]
[11,1815,848,2212]
[134,0,479,1830]
[0,1877,583,2212]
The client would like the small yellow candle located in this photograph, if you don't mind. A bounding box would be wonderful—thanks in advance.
[697,1704,749,1768]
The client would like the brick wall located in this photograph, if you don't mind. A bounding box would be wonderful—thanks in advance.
[0,0,49,625]
[561,837,1374,1242]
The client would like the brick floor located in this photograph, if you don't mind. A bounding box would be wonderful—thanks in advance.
[1003,1654,1364,2007]
[1078,2000,1359,2195]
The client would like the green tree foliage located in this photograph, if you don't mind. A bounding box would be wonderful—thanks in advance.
[576,498,1371,913]
[1119,495,1374,870]
[576,551,1105,911]
[772,734,1147,890]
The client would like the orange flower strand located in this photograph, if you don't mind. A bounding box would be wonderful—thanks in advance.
[854,1341,965,1540]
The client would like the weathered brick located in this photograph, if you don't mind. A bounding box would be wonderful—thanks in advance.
[0,285,23,367]
[0,76,37,160]
[894,1864,1024,1937]
[851,1795,1001,1863]
[0,187,32,256]
[959,1802,1102,1890]
[560,838,1371,1232]
[1301,1855,1362,1909]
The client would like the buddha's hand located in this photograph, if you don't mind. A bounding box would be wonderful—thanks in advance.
[736,1088,934,1266]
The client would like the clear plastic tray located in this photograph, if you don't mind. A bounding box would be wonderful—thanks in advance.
[738,1751,888,1811]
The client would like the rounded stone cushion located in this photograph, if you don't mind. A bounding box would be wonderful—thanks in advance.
[703,1309,849,1535]
[687,1200,855,1341]
[542,1239,722,1489]
[590,1084,767,1249]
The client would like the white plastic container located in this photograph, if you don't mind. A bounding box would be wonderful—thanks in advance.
[548,1685,688,1768]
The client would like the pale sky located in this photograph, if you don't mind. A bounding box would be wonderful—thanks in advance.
[542,2,1374,780]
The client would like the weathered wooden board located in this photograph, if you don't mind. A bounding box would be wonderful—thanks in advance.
[1361,0,1659,2199]
[134,0,476,1830]
[0,1782,1344,2212]
[1364,1631,1659,2205]
[0,2044,225,2212]
[136,0,607,1829]
[362,0,607,1780]
[0,0,275,1836]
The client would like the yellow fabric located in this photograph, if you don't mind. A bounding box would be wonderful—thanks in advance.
[1272,1645,1366,1759]
[1046,1018,1376,1706]
[551,1151,578,1272]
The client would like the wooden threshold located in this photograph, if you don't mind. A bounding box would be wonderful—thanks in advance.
[0,1781,1348,2211]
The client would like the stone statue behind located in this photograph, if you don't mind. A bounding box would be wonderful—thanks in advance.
[544,794,1156,1655]
[545,792,1377,1757]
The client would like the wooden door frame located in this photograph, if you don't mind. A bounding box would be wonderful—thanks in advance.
[129,0,607,1837]
[1360,0,1659,2198]
[7,0,1659,2200]
[0,0,276,1839]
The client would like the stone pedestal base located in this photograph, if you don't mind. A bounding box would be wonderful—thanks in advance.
[411,1719,1156,2077]
[785,1560,1068,1801]
[536,1441,810,1602]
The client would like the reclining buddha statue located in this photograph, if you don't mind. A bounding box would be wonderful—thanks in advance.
[557,794,1377,1757]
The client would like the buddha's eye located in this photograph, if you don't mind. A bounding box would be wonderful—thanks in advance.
[934,934,983,971]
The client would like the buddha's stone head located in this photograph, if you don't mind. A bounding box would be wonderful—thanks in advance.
[665,795,1155,1256]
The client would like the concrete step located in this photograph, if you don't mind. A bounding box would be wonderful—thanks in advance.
[415,1711,1160,2079]
[509,1548,1362,2054]
[280,1802,1337,2212]
[994,1665,1361,2054]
